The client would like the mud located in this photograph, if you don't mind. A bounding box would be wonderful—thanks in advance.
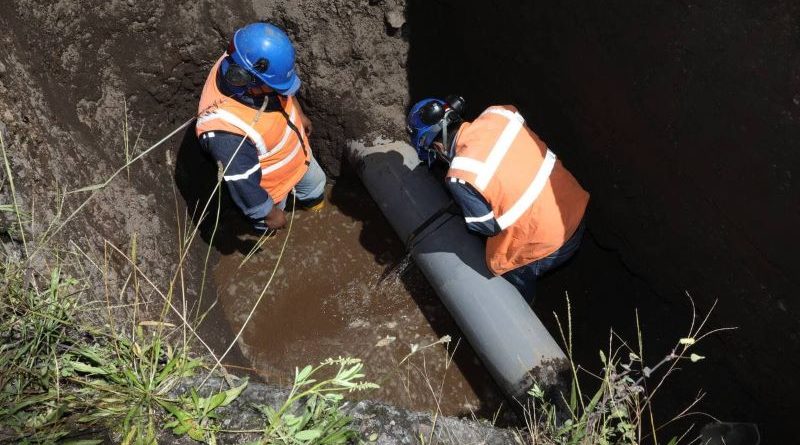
[210,177,506,417]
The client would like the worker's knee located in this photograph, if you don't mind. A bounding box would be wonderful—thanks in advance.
[293,156,326,202]
[502,265,537,304]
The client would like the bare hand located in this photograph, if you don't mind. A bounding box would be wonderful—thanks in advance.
[264,207,287,230]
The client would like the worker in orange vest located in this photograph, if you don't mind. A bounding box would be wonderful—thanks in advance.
[407,96,589,302]
[196,22,325,233]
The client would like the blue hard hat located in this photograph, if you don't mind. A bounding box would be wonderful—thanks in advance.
[407,98,447,165]
[228,22,301,96]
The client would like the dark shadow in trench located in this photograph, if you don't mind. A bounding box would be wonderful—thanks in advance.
[174,125,263,256]
[402,0,758,438]
[172,124,260,372]
[329,161,514,424]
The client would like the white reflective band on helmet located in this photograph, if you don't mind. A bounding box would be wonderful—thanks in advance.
[496,149,557,230]
[262,141,302,175]
[450,156,484,174]
[223,163,261,182]
[197,109,269,156]
[465,211,495,224]
[475,112,524,190]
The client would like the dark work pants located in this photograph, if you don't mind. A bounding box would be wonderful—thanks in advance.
[501,219,586,304]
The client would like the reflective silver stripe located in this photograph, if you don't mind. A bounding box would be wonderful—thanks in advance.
[465,211,495,224]
[223,163,260,181]
[450,156,484,174]
[485,107,525,123]
[262,141,302,175]
[496,149,557,230]
[197,109,269,156]
[475,112,524,190]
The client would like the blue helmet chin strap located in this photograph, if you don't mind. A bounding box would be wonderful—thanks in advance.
[436,109,456,164]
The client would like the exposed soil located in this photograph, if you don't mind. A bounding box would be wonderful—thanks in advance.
[2,0,798,442]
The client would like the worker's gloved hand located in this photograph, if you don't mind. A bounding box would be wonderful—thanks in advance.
[264,207,287,230]
[301,113,313,137]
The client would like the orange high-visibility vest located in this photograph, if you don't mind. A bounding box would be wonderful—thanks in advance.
[195,56,310,203]
[447,105,589,275]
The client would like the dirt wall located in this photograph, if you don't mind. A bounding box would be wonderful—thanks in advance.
[0,0,409,336]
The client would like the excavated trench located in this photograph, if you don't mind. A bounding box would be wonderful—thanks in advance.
[1,0,798,442]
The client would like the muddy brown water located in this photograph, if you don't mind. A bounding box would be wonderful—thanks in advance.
[211,177,506,417]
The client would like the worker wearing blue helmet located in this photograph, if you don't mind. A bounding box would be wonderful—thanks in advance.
[407,96,589,302]
[196,22,326,233]
[221,22,301,96]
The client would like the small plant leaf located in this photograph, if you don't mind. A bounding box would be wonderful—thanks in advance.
[68,361,110,375]
[690,353,705,362]
[296,365,314,384]
[569,381,577,411]
[206,392,228,413]
[284,413,302,427]
[173,422,192,435]
[221,381,248,406]
[295,429,323,441]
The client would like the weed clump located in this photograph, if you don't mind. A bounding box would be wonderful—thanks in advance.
[0,258,201,443]
[517,297,732,445]
[0,127,377,444]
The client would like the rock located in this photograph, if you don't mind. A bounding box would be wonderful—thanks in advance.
[385,9,405,29]
[161,376,519,445]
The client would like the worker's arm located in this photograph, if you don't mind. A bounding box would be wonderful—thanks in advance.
[199,131,285,230]
[445,178,501,236]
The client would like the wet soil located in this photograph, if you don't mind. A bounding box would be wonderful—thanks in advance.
[210,177,507,418]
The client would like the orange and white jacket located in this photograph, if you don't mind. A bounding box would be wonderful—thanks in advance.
[447,105,589,275]
[195,56,310,204]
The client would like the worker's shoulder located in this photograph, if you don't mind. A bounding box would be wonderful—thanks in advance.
[199,130,258,155]
[483,104,520,114]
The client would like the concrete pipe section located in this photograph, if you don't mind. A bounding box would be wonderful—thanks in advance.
[348,138,568,399]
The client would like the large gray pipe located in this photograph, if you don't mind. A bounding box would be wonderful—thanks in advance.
[348,139,568,399]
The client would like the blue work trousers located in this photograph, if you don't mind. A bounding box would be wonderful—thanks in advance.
[501,220,586,304]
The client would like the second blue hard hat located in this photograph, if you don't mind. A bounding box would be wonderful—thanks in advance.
[407,96,465,165]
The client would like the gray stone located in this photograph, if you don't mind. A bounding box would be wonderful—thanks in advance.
[159,376,519,445]
[385,9,405,29]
